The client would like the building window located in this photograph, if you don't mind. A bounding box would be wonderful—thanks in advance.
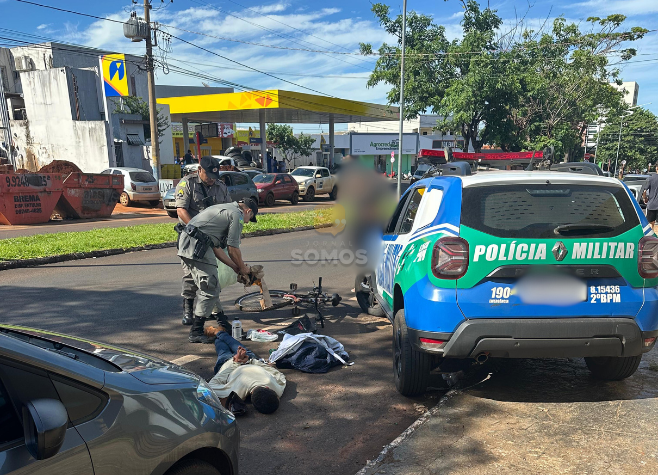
[431,140,442,149]
[0,66,9,91]
[126,134,144,146]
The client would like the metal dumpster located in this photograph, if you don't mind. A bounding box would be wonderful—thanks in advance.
[56,173,124,219]
[0,173,64,225]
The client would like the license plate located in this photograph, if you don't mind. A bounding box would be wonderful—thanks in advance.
[515,274,587,306]
[142,187,154,191]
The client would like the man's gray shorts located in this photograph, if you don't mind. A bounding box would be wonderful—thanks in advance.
[181,258,222,317]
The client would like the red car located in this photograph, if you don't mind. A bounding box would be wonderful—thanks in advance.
[253,173,300,206]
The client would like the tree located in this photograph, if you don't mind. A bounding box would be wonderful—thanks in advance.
[361,1,646,156]
[361,1,516,152]
[114,96,169,144]
[595,108,658,172]
[266,124,316,168]
[501,15,646,159]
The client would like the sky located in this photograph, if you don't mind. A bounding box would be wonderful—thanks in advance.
[1,0,657,133]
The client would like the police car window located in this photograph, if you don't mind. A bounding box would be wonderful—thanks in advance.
[399,188,425,234]
[221,175,232,187]
[461,184,639,239]
[233,174,248,186]
[385,192,412,234]
[321,169,330,178]
[0,377,22,446]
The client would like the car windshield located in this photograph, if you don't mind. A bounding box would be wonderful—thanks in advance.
[461,183,639,239]
[415,165,431,176]
[291,168,315,177]
[129,171,156,183]
[252,174,275,183]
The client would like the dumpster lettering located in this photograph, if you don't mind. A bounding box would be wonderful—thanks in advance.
[13,194,43,214]
[82,189,111,208]
[5,174,51,188]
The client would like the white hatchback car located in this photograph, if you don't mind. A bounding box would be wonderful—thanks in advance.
[100,167,161,207]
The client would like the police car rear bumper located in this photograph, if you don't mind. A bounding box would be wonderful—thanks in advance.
[408,318,658,359]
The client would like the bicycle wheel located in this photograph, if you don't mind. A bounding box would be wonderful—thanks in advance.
[234,290,292,312]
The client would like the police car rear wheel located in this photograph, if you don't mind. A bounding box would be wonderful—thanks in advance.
[393,309,431,397]
[585,355,642,381]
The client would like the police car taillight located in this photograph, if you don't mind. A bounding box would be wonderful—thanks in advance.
[431,237,469,279]
[638,236,658,278]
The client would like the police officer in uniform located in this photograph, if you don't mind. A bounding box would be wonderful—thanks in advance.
[178,199,258,343]
[176,156,230,327]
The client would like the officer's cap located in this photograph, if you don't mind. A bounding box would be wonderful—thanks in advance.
[200,156,221,179]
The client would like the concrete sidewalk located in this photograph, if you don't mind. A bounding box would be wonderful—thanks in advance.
[358,354,658,475]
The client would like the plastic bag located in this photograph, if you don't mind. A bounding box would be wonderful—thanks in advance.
[246,329,279,342]
[216,249,238,290]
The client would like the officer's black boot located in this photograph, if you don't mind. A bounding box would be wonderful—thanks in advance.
[212,311,232,333]
[188,317,211,343]
[182,298,194,326]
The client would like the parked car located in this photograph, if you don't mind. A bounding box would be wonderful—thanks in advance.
[253,173,300,206]
[163,171,258,218]
[100,167,160,207]
[623,174,650,207]
[290,166,337,202]
[0,324,239,475]
[240,168,266,181]
[409,164,432,184]
[357,169,658,397]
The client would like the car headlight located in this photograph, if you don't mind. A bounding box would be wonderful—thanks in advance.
[196,379,228,414]
[257,189,264,193]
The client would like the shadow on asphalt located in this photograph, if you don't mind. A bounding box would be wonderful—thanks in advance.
[0,283,445,475]
[460,357,658,403]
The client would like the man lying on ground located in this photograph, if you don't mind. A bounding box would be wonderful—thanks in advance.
[205,326,286,415]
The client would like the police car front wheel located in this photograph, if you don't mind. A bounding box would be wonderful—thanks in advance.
[393,309,432,397]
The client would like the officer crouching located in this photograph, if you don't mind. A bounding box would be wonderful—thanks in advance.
[175,156,230,327]
[178,199,258,343]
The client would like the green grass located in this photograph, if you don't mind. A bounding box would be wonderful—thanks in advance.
[0,208,333,261]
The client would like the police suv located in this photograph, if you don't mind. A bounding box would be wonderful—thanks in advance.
[357,168,658,396]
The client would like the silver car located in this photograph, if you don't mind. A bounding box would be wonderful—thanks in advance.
[101,167,161,207]
[0,325,239,475]
[163,171,258,218]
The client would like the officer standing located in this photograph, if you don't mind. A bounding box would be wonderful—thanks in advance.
[178,199,258,343]
[176,156,230,327]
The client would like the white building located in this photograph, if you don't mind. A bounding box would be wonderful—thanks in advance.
[0,42,175,173]
[585,81,639,151]
[348,114,471,151]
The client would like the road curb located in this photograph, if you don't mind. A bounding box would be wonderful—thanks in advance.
[354,389,460,475]
[0,224,332,271]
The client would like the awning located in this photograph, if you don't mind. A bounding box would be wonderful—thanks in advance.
[157,89,399,124]
[126,134,144,146]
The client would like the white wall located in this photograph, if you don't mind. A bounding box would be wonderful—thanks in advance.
[13,67,111,172]
[10,119,110,173]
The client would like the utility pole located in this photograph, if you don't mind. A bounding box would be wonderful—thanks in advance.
[144,0,160,179]
[396,0,408,200]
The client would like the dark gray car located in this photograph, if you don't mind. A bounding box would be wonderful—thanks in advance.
[163,172,258,218]
[0,325,239,475]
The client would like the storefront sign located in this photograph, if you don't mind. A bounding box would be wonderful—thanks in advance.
[101,54,129,97]
[350,133,418,155]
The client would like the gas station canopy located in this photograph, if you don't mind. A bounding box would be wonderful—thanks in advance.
[157,89,399,124]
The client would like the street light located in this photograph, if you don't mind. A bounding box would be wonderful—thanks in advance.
[396,0,408,200]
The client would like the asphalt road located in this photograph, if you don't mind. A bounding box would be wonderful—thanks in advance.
[0,198,336,240]
[0,229,440,475]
